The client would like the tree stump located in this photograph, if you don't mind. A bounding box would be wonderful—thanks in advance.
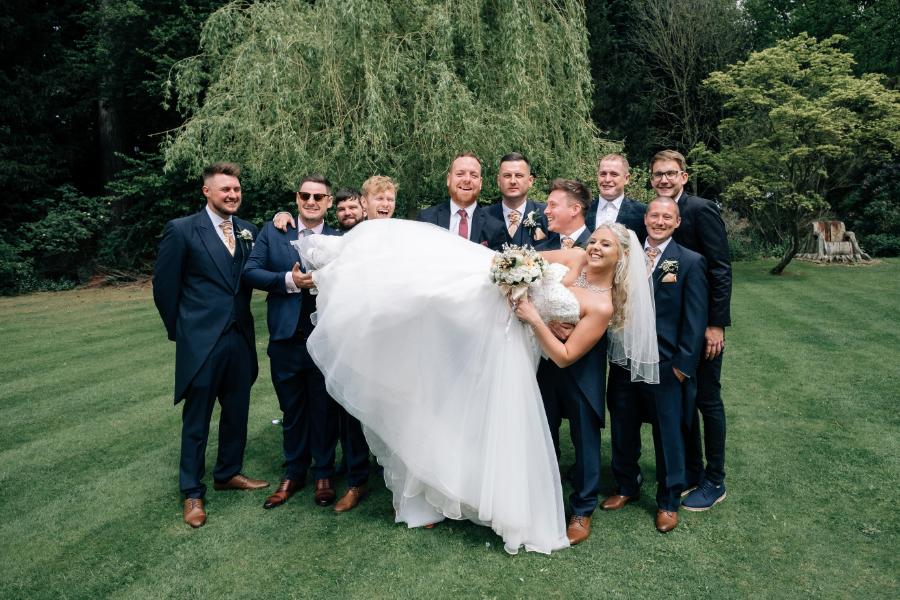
[796,220,872,263]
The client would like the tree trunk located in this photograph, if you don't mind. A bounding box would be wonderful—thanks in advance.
[770,227,799,275]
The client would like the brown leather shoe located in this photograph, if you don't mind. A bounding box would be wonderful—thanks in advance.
[213,473,270,491]
[566,514,592,545]
[601,493,640,511]
[314,478,336,506]
[656,510,678,533]
[183,498,206,528]
[263,478,303,509]
[334,484,369,513]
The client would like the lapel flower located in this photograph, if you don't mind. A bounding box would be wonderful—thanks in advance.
[521,209,546,240]
[238,229,254,241]
[660,259,678,283]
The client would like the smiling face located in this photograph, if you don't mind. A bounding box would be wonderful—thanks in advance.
[585,226,621,269]
[447,156,482,207]
[296,181,332,227]
[596,157,630,201]
[364,190,396,219]
[203,174,242,218]
[543,190,582,235]
[336,198,365,229]
[650,158,689,200]
[644,197,681,245]
[497,160,533,206]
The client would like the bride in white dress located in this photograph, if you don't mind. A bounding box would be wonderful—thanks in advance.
[297,218,655,555]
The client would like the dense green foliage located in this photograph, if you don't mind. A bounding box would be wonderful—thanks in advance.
[164,0,615,220]
[691,34,900,273]
[2,1,900,293]
[2,261,897,596]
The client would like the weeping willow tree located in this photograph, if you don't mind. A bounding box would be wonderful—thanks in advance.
[163,0,616,217]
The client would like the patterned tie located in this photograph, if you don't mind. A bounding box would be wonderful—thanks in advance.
[457,209,469,239]
[561,236,575,249]
[645,246,660,275]
[507,209,520,237]
[219,220,236,256]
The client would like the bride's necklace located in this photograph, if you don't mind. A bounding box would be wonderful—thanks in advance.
[573,270,612,294]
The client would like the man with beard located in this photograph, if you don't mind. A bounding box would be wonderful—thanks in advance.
[334,188,365,231]
[416,152,506,250]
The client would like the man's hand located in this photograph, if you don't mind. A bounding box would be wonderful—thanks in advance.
[547,321,575,342]
[291,263,315,289]
[704,326,725,360]
[274,212,295,232]
[673,367,686,383]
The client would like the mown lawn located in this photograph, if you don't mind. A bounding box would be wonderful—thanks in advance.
[1,259,897,599]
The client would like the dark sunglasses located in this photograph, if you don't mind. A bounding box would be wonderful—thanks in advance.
[298,192,331,201]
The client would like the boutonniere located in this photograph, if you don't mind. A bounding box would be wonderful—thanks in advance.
[521,210,546,241]
[235,227,254,251]
[660,259,678,283]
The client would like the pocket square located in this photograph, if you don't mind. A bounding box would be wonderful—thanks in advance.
[533,229,547,241]
[661,273,677,283]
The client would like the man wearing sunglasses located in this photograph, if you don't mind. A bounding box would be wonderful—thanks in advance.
[649,150,732,513]
[243,175,344,512]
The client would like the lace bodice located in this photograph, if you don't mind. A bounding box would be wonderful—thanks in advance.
[529,263,580,324]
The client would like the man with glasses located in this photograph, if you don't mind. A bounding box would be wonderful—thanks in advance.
[585,154,646,243]
[243,175,344,511]
[649,150,732,512]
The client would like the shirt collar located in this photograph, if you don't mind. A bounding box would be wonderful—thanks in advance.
[599,194,624,209]
[644,236,672,255]
[502,198,528,220]
[298,219,325,235]
[206,205,232,228]
[563,224,587,242]
[450,199,475,218]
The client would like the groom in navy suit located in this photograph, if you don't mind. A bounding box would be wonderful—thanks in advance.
[486,153,549,247]
[602,196,708,533]
[416,152,506,250]
[153,162,268,529]
[243,175,360,511]
[585,154,647,244]
[534,179,608,545]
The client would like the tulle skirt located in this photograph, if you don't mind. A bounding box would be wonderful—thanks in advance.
[305,219,569,554]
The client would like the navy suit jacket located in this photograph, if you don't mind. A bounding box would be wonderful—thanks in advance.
[485,199,549,247]
[585,196,647,244]
[153,209,258,403]
[536,225,592,251]
[651,240,708,378]
[672,193,732,328]
[416,202,506,250]
[242,222,341,346]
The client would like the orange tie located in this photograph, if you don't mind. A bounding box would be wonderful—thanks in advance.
[219,220,236,256]
[645,246,660,274]
[507,209,520,237]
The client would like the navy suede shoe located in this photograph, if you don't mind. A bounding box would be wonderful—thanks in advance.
[682,479,726,511]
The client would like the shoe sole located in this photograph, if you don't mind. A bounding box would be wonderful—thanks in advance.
[682,491,727,512]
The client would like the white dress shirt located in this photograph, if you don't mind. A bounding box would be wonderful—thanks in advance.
[560,224,587,247]
[450,200,476,240]
[594,194,624,230]
[285,219,325,293]
[502,199,528,229]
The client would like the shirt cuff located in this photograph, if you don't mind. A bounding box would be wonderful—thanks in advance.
[284,271,301,293]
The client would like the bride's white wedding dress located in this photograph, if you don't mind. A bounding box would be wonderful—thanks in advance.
[299,219,580,554]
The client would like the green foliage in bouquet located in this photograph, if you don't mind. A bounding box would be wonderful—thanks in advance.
[163,0,617,216]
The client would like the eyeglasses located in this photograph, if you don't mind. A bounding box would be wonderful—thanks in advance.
[298,192,331,201]
[651,170,683,181]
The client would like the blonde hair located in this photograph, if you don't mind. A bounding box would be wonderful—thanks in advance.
[594,222,632,331]
[361,175,398,198]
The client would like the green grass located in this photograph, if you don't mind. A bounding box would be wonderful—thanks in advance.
[1,259,897,599]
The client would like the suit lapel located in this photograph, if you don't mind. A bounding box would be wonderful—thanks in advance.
[196,211,234,286]
[653,240,680,296]
[574,228,592,248]
[470,206,484,242]
[438,203,451,229]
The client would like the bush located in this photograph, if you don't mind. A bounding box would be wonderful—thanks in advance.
[860,233,900,257]
[720,206,767,261]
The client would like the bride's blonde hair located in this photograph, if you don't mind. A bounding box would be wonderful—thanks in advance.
[595,223,632,331]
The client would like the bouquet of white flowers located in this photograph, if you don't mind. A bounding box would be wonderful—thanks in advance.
[489,244,547,301]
